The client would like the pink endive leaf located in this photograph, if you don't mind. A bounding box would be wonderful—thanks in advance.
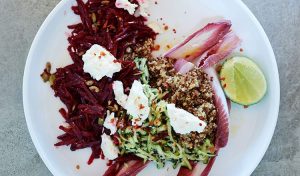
[177,155,218,176]
[116,160,149,176]
[200,153,218,176]
[226,98,232,112]
[103,155,149,176]
[177,161,199,176]
[192,49,211,68]
[199,32,241,69]
[174,59,195,74]
[164,21,231,61]
[205,68,229,149]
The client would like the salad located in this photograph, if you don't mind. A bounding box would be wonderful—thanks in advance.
[40,0,267,175]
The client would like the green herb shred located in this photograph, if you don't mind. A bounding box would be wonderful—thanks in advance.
[117,58,216,169]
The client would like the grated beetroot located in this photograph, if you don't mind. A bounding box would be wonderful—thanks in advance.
[52,0,156,165]
[53,60,141,164]
[68,0,156,64]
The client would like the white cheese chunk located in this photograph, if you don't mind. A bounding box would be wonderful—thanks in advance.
[125,80,150,126]
[115,0,138,15]
[136,0,149,17]
[82,44,121,81]
[112,81,128,107]
[101,134,119,160]
[103,111,118,134]
[113,80,150,126]
[167,104,207,134]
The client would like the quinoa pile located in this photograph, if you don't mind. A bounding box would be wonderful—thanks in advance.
[147,57,218,149]
[121,38,218,149]
[123,38,154,60]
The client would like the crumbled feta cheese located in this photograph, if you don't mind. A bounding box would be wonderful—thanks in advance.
[125,80,150,126]
[103,111,118,134]
[136,0,149,17]
[82,44,121,81]
[101,134,119,160]
[167,104,207,134]
[112,81,128,107]
[115,0,138,15]
[112,80,150,126]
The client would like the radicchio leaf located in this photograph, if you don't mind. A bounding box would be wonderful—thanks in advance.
[199,32,241,69]
[164,21,231,61]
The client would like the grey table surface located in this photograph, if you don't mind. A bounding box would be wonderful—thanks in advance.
[0,0,299,175]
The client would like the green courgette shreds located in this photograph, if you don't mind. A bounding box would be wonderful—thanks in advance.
[117,58,215,169]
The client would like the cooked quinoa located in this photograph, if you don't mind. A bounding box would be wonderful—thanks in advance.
[123,38,154,60]
[147,57,217,149]
[119,39,217,164]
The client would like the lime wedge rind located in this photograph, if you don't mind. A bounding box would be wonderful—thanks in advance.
[220,56,267,106]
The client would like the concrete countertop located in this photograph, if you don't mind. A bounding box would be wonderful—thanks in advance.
[0,0,299,175]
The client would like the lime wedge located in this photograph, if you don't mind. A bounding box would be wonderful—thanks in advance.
[220,56,267,105]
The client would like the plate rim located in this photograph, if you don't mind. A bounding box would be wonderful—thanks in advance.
[233,0,280,175]
[22,0,280,175]
[23,1,71,175]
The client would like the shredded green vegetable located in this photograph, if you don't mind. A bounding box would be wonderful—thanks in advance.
[134,58,149,84]
[117,58,215,169]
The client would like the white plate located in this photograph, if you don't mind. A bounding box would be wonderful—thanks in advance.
[23,0,280,175]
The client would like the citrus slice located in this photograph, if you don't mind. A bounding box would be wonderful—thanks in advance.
[219,56,267,105]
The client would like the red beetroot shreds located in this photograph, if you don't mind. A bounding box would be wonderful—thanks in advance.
[68,0,156,63]
[52,0,156,166]
[53,60,140,163]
